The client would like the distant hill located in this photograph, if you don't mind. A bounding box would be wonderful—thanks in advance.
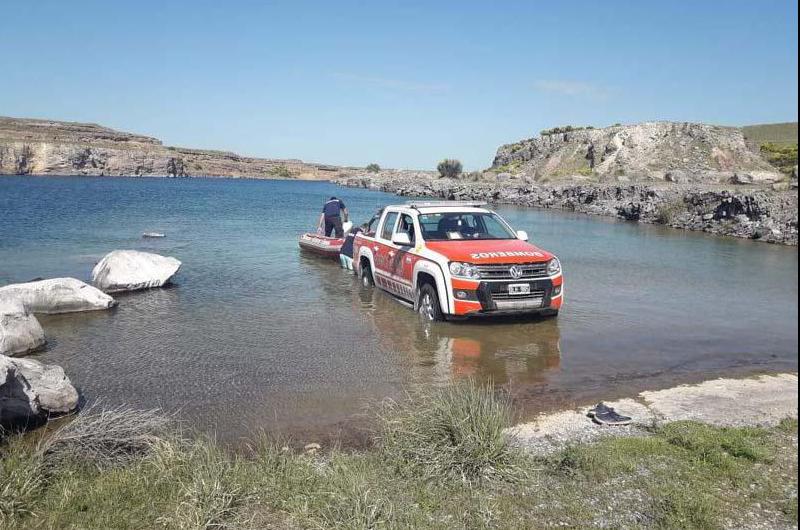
[0,116,352,179]
[742,122,798,146]
[490,121,784,184]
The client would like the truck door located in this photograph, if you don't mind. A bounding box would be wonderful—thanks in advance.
[391,214,417,300]
[374,211,399,288]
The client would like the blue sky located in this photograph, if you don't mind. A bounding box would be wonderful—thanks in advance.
[2,1,797,170]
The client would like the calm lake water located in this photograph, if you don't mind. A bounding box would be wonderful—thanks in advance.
[1,176,797,444]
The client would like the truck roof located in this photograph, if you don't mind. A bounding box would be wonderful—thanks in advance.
[384,200,491,214]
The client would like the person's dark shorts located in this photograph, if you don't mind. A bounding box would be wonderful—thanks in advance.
[324,215,344,237]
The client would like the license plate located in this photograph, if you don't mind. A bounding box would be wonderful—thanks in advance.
[508,283,530,295]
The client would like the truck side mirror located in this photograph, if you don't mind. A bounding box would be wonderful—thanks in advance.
[516,230,529,241]
[392,232,412,246]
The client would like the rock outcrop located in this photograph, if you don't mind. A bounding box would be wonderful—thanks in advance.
[0,278,116,314]
[0,116,356,179]
[337,175,798,245]
[492,122,782,184]
[0,298,46,356]
[92,250,182,292]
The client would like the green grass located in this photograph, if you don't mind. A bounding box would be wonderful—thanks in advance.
[1,383,797,529]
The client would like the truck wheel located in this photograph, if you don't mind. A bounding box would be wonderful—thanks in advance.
[360,262,374,288]
[417,283,443,322]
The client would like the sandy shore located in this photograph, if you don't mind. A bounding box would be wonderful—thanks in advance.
[507,373,799,454]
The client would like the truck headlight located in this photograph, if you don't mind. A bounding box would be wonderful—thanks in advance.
[449,262,481,279]
[547,257,561,276]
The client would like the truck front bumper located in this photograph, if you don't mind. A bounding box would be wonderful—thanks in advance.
[451,276,563,317]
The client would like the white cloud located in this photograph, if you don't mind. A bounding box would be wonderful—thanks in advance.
[332,73,450,94]
[533,80,609,98]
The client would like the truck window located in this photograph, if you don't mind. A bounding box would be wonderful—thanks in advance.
[418,212,516,241]
[397,214,416,244]
[364,210,382,236]
[380,212,399,241]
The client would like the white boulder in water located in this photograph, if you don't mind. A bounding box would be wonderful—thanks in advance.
[11,357,79,414]
[0,298,46,356]
[0,278,116,314]
[1,355,41,429]
[1,354,79,429]
[92,250,181,293]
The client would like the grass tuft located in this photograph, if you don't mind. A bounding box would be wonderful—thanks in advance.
[660,421,774,465]
[170,441,247,530]
[36,405,173,469]
[376,380,522,483]
[0,446,44,526]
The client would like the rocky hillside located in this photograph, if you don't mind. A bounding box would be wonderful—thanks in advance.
[0,116,349,179]
[491,122,785,184]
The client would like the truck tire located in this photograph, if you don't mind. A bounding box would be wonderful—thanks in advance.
[417,283,443,322]
[360,261,374,288]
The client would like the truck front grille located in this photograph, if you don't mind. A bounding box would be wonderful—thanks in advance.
[476,262,549,280]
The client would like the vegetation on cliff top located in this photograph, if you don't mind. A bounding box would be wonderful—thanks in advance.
[540,125,595,136]
[1,383,797,530]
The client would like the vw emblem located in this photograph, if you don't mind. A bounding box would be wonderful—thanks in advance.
[509,265,523,279]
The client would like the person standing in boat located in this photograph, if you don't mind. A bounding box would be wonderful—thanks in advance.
[319,196,349,238]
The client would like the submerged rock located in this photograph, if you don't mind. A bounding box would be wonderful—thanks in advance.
[0,298,46,356]
[91,250,181,293]
[11,357,79,414]
[0,278,116,314]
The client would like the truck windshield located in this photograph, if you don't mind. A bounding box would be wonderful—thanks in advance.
[417,212,516,241]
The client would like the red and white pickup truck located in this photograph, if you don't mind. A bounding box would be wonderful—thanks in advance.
[353,201,563,321]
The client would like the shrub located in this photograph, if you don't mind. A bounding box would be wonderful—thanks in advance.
[655,199,687,225]
[760,142,798,174]
[540,125,594,136]
[376,380,523,483]
[365,163,381,173]
[268,165,293,179]
[436,159,463,179]
[37,406,173,469]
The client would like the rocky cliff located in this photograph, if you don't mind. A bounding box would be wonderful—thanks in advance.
[492,122,784,184]
[0,116,349,179]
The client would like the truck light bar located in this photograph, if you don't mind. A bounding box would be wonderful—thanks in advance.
[405,200,488,208]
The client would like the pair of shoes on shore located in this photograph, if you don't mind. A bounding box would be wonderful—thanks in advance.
[588,402,633,426]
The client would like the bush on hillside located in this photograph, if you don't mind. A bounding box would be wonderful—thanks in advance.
[760,143,798,175]
[268,165,293,179]
[437,159,463,179]
[540,125,595,136]
[365,163,381,173]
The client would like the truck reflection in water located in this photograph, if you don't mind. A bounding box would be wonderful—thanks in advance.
[353,278,562,387]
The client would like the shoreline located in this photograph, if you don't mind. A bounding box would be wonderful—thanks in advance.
[507,372,799,455]
[2,373,797,529]
[336,173,799,246]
